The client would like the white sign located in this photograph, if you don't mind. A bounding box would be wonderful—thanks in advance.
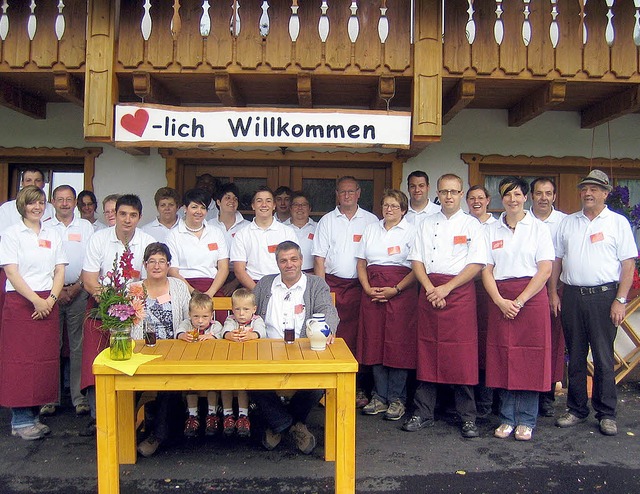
[114,104,411,148]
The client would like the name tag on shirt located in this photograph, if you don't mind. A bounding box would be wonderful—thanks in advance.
[492,240,504,250]
[294,304,305,315]
[68,233,82,242]
[590,232,604,243]
[453,235,467,245]
[208,243,218,251]
[156,293,172,304]
[308,233,314,240]
[387,245,401,255]
[268,244,277,253]
[38,239,51,249]
[353,234,362,242]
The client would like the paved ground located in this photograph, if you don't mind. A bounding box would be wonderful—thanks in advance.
[1,382,640,493]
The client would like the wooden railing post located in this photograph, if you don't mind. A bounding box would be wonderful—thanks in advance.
[84,0,118,142]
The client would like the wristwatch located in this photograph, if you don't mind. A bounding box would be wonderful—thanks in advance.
[615,297,627,304]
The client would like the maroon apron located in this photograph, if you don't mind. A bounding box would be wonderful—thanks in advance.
[325,274,362,355]
[0,291,59,407]
[80,298,109,391]
[475,278,491,370]
[416,275,478,385]
[356,265,417,369]
[187,277,228,322]
[550,285,566,383]
[0,269,6,335]
[486,278,551,392]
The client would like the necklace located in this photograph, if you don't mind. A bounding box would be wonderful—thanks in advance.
[184,223,204,233]
[503,215,517,232]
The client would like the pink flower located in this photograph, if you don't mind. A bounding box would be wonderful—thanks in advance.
[107,304,136,322]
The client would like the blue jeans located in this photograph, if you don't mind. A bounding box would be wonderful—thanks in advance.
[11,407,39,429]
[372,365,408,404]
[499,390,539,428]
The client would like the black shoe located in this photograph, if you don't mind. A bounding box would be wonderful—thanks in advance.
[461,421,479,438]
[539,406,554,417]
[401,415,434,432]
[79,418,96,437]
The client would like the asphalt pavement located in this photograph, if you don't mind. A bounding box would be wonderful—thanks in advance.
[1,382,640,494]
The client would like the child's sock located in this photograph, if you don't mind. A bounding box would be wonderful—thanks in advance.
[223,408,233,417]
[188,407,198,416]
[238,407,249,417]
[208,404,217,415]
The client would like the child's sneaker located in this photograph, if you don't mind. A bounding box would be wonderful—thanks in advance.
[235,414,251,438]
[184,415,200,437]
[205,413,220,436]
[223,414,236,437]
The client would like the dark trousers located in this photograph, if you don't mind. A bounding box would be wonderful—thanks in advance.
[144,392,183,442]
[474,370,494,416]
[561,286,618,420]
[252,390,323,434]
[412,381,476,422]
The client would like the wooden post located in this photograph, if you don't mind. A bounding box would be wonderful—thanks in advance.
[84,0,119,142]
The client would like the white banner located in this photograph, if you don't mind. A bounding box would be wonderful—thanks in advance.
[114,104,411,148]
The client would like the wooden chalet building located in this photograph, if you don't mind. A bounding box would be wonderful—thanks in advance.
[0,0,640,217]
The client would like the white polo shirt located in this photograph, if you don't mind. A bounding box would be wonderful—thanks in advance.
[0,221,68,291]
[208,211,251,249]
[284,218,317,271]
[409,209,486,275]
[485,211,555,281]
[0,199,55,237]
[141,217,180,244]
[264,274,308,339]
[555,206,637,287]
[165,220,229,279]
[312,206,378,279]
[47,214,94,284]
[91,220,107,232]
[530,207,567,246]
[356,218,416,268]
[230,218,297,281]
[83,226,155,279]
[405,200,440,227]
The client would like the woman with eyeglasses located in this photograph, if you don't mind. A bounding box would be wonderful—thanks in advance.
[355,189,417,421]
[483,176,554,441]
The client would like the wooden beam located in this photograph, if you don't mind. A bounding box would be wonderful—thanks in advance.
[371,76,395,110]
[215,73,245,107]
[132,71,180,106]
[443,77,475,124]
[581,85,640,129]
[297,73,312,108]
[508,79,566,127]
[0,80,46,119]
[117,146,150,156]
[54,71,84,106]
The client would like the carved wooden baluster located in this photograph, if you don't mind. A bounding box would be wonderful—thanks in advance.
[141,0,152,41]
[171,0,182,40]
[0,0,8,41]
[289,0,300,42]
[27,0,36,41]
[605,0,614,47]
[378,0,388,44]
[230,0,241,37]
[200,0,210,38]
[347,1,359,43]
[522,0,531,46]
[494,0,503,45]
[581,0,587,45]
[55,0,65,41]
[318,0,329,43]
[259,1,270,38]
[465,0,475,45]
[634,0,640,46]
[549,0,559,49]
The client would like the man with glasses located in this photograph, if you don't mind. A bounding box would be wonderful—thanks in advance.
[402,174,486,438]
[313,176,377,407]
[284,192,316,272]
[405,171,440,227]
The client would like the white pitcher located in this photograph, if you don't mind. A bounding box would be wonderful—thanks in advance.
[306,313,331,351]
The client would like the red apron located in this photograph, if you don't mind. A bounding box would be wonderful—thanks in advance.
[486,278,551,392]
[80,298,109,391]
[187,277,228,322]
[416,275,478,385]
[356,265,417,369]
[475,278,491,370]
[325,274,362,355]
[0,291,59,407]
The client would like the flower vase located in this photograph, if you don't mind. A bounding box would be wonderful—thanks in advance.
[109,328,133,361]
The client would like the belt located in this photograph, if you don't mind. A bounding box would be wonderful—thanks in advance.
[569,282,618,296]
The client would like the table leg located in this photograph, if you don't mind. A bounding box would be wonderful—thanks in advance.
[324,388,336,461]
[118,390,136,464]
[95,375,119,494]
[334,372,356,494]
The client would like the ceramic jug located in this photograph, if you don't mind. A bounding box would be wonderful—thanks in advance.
[306,313,331,351]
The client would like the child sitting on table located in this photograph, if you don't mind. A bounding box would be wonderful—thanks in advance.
[218,288,266,437]
[176,292,222,437]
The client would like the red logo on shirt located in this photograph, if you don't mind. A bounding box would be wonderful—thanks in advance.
[590,232,604,243]
[387,246,401,255]
[208,243,218,251]
[453,235,467,245]
[353,235,362,242]
[268,244,277,253]
[308,233,314,240]
[492,240,504,250]
[38,239,51,249]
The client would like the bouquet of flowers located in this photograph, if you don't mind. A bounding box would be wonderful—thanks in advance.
[92,247,146,360]
[606,185,640,290]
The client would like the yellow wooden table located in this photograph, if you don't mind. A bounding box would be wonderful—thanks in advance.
[93,338,358,494]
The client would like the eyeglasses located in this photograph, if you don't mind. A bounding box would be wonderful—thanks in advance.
[438,189,462,196]
[291,202,310,208]
[145,259,168,266]
[337,189,359,196]
[81,201,95,207]
[382,204,401,210]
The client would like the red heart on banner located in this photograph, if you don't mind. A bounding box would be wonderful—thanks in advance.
[120,109,149,137]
